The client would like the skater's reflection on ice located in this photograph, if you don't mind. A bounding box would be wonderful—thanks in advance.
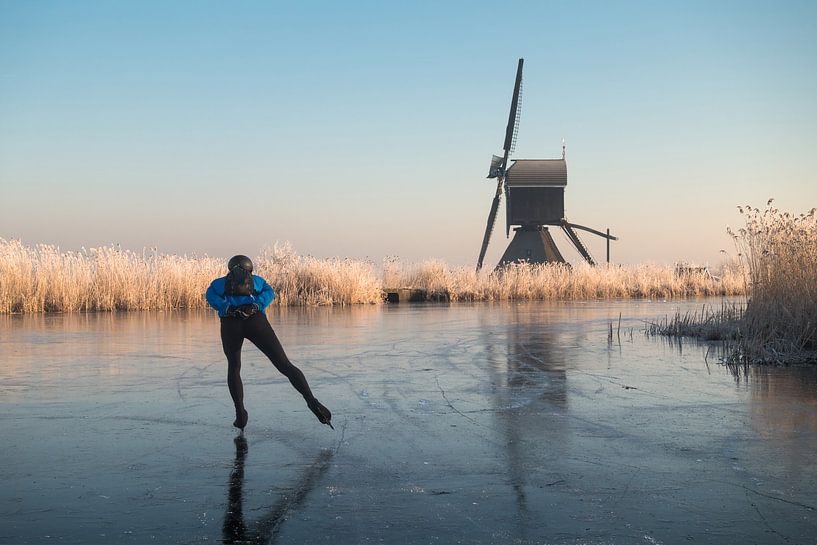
[222,436,334,544]
[223,436,252,544]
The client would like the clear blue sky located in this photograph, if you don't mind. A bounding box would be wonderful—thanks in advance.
[1,0,815,266]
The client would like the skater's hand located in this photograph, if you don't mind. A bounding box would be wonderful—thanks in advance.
[235,303,258,320]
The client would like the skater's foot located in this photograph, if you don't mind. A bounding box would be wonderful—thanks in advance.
[233,408,248,430]
[307,398,333,429]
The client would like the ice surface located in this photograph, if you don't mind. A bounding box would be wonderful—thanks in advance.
[1,300,816,544]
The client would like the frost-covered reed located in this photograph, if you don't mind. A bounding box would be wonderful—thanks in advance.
[255,243,383,306]
[730,202,817,362]
[0,237,743,313]
[0,240,223,313]
[384,258,743,301]
[0,240,383,312]
[649,201,817,363]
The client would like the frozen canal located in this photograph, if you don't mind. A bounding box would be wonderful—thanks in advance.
[2,301,816,545]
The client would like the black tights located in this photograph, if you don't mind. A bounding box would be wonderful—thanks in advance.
[220,313,314,414]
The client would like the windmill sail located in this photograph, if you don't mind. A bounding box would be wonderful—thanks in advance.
[476,58,524,271]
[487,155,504,178]
[502,58,524,158]
[476,183,503,271]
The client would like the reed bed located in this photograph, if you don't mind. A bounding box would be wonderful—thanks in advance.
[255,243,383,306]
[645,302,745,341]
[384,258,743,301]
[0,240,223,313]
[733,202,817,362]
[0,237,744,313]
[649,201,817,364]
[0,240,384,312]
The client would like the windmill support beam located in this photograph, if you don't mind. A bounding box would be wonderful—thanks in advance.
[562,221,618,241]
[561,224,595,266]
[559,221,619,266]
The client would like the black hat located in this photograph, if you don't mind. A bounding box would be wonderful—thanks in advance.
[228,255,253,273]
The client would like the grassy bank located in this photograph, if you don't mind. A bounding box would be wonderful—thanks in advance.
[649,202,817,364]
[0,238,743,313]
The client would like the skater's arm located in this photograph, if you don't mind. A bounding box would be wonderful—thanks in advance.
[254,277,275,310]
[206,278,232,316]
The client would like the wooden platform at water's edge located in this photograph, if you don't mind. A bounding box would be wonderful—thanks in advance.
[382,288,427,303]
[382,288,453,303]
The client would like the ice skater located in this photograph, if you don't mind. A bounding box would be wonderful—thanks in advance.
[206,255,332,431]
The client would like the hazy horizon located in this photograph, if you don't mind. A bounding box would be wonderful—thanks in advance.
[1,1,815,268]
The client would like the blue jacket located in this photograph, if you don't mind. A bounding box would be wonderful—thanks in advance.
[205,275,276,317]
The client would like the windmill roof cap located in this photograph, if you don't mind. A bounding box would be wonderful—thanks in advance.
[506,159,567,187]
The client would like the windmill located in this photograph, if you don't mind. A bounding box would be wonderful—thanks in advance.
[475,58,617,271]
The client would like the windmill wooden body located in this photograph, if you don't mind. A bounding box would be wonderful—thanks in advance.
[476,58,617,270]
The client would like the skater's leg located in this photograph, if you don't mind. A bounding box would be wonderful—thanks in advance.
[244,314,314,399]
[221,318,249,429]
[245,314,333,426]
